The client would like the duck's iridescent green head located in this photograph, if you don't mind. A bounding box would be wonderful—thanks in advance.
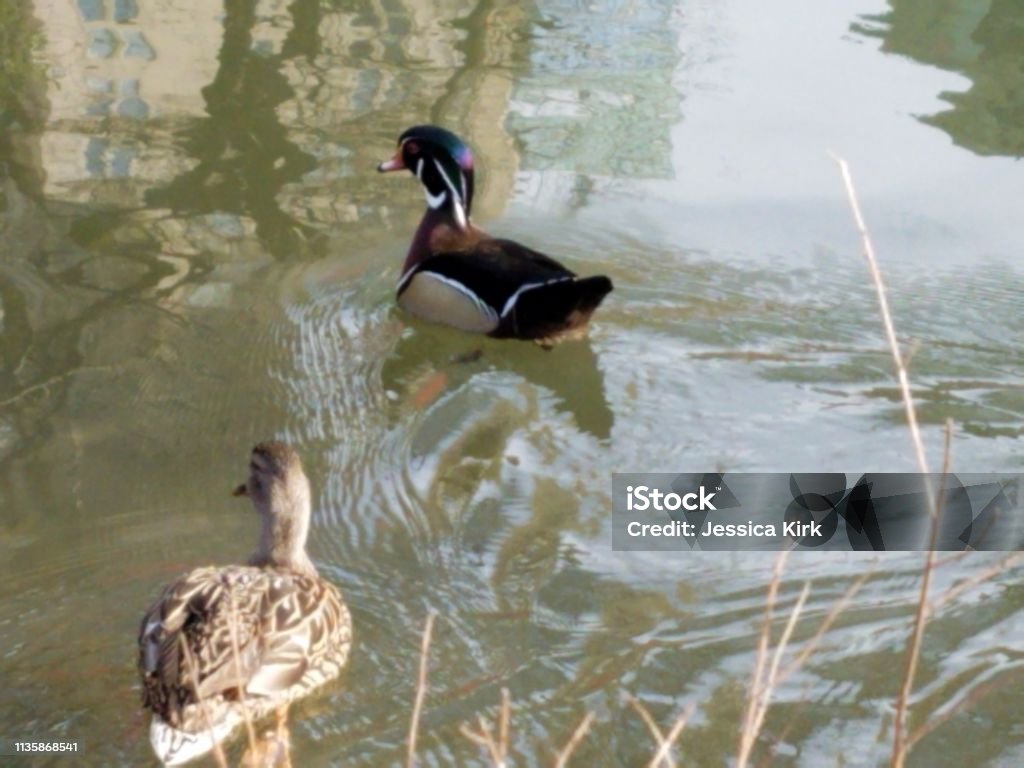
[378,125,475,228]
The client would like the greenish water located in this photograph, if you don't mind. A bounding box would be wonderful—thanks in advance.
[2,0,1023,765]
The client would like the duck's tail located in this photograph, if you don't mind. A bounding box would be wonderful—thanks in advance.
[150,714,240,766]
[501,275,614,342]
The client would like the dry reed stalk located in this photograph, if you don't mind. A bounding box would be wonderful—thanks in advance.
[626,696,670,768]
[646,705,695,768]
[828,154,936,488]
[498,687,511,764]
[779,571,872,682]
[552,711,595,768]
[407,612,436,768]
[459,718,505,766]
[905,664,1024,750]
[225,583,259,755]
[889,419,952,767]
[179,634,229,768]
[459,689,510,767]
[736,551,788,765]
[829,154,956,768]
[744,571,871,768]
[737,578,810,768]
[930,551,1024,615]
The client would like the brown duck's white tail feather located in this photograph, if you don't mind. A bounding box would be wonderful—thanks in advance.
[150,715,240,766]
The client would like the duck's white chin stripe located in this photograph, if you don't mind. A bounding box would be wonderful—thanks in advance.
[424,188,446,209]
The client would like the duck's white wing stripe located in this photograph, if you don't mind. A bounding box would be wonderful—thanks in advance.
[424,188,447,210]
[397,265,418,293]
[500,277,573,318]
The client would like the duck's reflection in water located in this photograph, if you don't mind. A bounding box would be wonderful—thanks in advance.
[383,326,614,442]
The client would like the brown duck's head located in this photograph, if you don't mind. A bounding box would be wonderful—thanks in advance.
[378,125,475,228]
[234,441,314,569]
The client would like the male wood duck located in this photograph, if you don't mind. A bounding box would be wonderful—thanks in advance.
[138,443,351,765]
[378,125,613,345]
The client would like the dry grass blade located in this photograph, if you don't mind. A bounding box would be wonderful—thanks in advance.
[240,706,293,768]
[457,688,512,766]
[226,581,258,755]
[828,153,935,487]
[460,718,504,766]
[779,571,872,682]
[499,687,511,764]
[891,419,952,768]
[552,711,595,768]
[647,704,695,768]
[407,612,436,768]
[179,634,229,768]
[737,551,788,764]
[744,582,811,767]
[765,582,811,694]
[829,154,959,768]
[906,664,1024,750]
[626,695,669,767]
[929,551,1024,616]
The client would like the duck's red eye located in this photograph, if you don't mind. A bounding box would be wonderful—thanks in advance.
[406,141,419,155]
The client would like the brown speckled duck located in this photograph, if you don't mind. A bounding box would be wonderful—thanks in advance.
[138,442,351,766]
[378,125,613,345]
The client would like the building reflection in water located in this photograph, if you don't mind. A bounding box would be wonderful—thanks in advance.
[1,0,692,472]
[23,0,686,259]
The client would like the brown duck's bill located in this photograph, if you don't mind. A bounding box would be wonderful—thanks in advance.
[377,151,405,173]
[232,483,248,497]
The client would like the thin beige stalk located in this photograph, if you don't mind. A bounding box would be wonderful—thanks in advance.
[828,153,935,487]
[829,154,957,768]
[498,687,511,763]
[737,581,810,768]
[179,635,229,768]
[626,695,670,768]
[552,711,595,768]
[407,612,436,768]
[890,420,952,767]
[906,665,1023,750]
[646,705,695,768]
[460,717,505,766]
[737,550,788,763]
[458,687,512,766]
[226,583,258,754]
[930,552,1024,616]
[779,572,872,682]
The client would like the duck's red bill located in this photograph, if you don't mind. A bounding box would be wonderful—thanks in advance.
[377,152,405,172]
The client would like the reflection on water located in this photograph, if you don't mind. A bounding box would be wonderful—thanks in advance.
[854,0,1024,157]
[2,0,1024,765]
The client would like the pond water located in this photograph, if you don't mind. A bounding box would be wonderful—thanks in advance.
[1,0,1023,765]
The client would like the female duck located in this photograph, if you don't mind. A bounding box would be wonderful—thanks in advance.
[378,125,613,345]
[138,442,351,765]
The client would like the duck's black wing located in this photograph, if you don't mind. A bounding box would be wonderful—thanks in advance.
[400,239,613,341]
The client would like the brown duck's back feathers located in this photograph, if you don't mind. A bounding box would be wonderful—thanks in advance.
[139,564,351,733]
